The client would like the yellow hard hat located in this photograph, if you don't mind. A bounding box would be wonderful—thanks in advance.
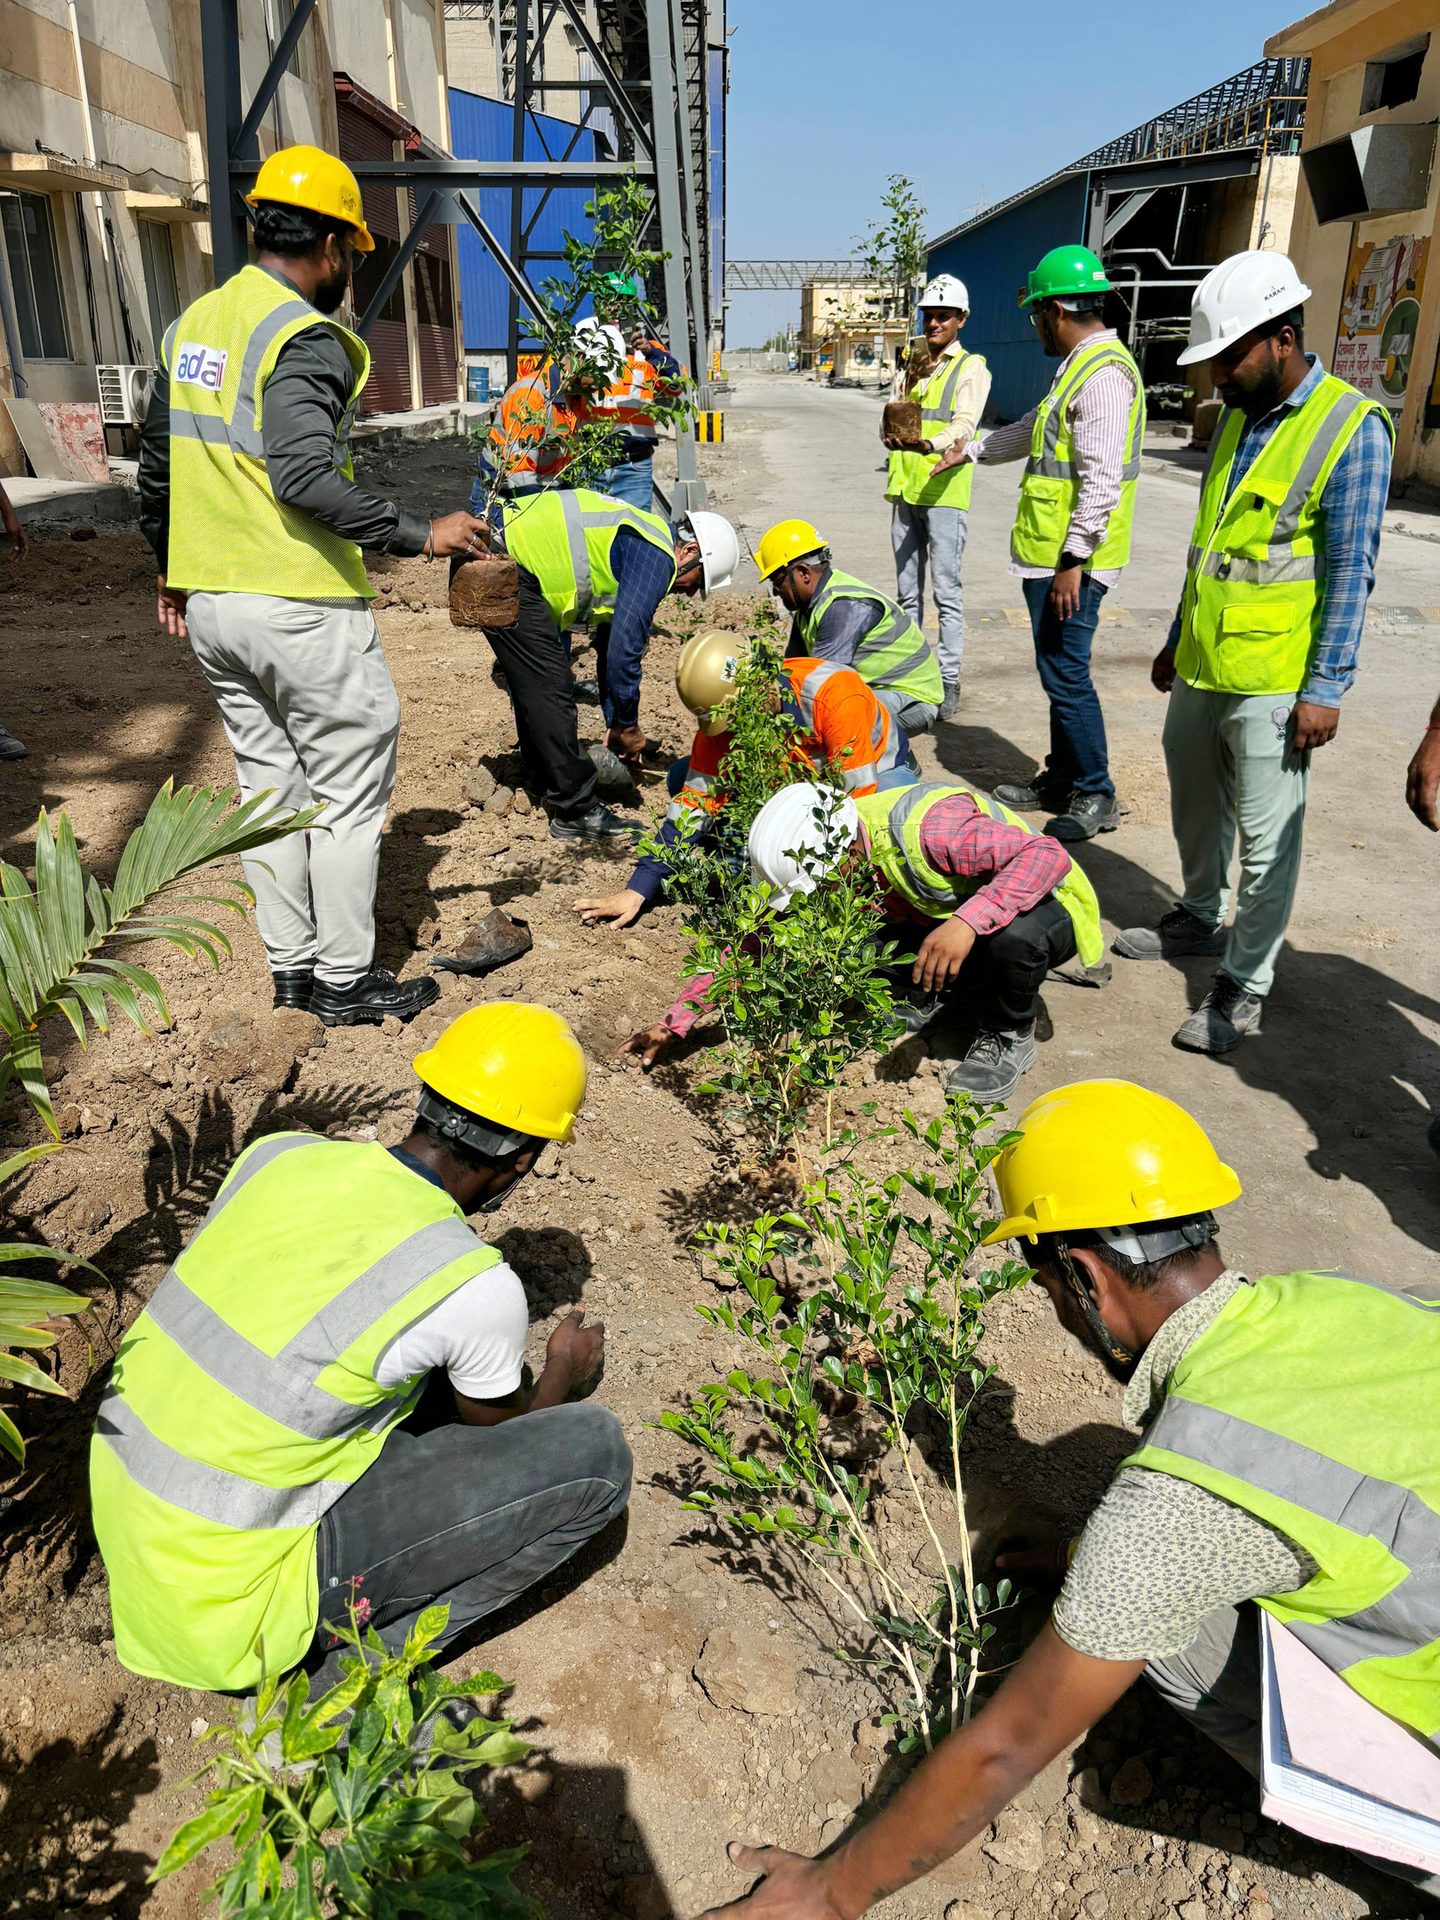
[983,1079,1241,1246]
[676,630,749,734]
[246,144,375,253]
[754,518,827,581]
[412,1003,587,1143]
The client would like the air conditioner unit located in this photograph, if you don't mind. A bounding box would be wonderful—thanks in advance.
[97,362,156,427]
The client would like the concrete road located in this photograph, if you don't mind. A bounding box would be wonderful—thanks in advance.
[702,370,1440,1282]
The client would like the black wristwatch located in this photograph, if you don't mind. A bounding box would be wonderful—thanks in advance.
[1059,551,1087,571]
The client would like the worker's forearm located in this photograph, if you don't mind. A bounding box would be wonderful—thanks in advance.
[823,1725,1035,1916]
[524,1356,578,1413]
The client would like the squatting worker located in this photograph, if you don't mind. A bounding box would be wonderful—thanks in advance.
[483,488,739,843]
[947,245,1145,843]
[756,518,944,736]
[883,274,991,723]
[138,144,487,1027]
[90,1003,632,1696]
[702,1081,1440,1918]
[573,631,918,929]
[1116,251,1393,1057]
[624,780,1101,1101]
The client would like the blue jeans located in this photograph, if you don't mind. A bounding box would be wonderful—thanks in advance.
[595,456,655,512]
[1020,574,1113,798]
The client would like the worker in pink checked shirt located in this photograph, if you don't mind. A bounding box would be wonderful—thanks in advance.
[620,780,1104,1101]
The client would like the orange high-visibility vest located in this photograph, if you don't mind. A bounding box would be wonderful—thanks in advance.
[486,367,574,482]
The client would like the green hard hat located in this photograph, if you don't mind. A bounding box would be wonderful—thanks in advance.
[600,270,643,303]
[1020,244,1112,308]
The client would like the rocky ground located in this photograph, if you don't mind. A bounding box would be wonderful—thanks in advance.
[0,420,1432,1918]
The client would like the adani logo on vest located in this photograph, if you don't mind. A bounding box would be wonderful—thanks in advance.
[174,343,229,391]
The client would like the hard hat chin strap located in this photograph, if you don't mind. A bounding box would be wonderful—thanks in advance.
[417,1086,541,1162]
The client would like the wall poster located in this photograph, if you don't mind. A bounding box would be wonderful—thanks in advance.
[1334,231,1428,417]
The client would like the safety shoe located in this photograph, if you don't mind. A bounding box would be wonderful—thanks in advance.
[895,989,947,1036]
[993,773,1067,813]
[0,725,28,762]
[573,677,602,706]
[1114,907,1227,963]
[271,968,315,1011]
[311,968,440,1028]
[938,680,963,725]
[549,804,640,845]
[1048,791,1120,841]
[1172,974,1264,1055]
[945,1024,1037,1100]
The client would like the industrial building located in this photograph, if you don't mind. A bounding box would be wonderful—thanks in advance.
[924,57,1310,424]
[1268,0,1440,492]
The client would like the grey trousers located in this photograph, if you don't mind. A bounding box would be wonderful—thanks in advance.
[1162,678,1311,999]
[1149,1603,1440,1899]
[891,500,968,687]
[187,592,401,986]
[877,685,939,737]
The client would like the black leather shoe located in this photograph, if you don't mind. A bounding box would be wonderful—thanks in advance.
[549,804,640,845]
[993,774,1067,813]
[272,968,315,1011]
[310,969,440,1027]
[1047,791,1120,841]
[0,725,28,762]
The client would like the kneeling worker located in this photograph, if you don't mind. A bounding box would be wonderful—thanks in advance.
[486,488,740,843]
[757,518,944,736]
[91,1004,632,1694]
[626,779,1101,1100]
[574,630,918,929]
[704,1082,1440,1918]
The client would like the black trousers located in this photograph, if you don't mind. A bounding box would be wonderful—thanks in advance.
[484,567,597,817]
[890,894,1077,1031]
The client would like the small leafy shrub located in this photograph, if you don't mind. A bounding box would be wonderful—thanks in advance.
[0,1144,93,1463]
[662,1096,1031,1749]
[152,1604,537,1918]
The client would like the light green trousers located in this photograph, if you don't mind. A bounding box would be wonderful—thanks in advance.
[1161,677,1311,999]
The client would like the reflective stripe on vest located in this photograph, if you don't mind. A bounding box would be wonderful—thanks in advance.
[1175,377,1394,695]
[854,781,1104,968]
[1126,1271,1440,1739]
[886,349,984,509]
[162,265,372,597]
[801,569,943,707]
[502,486,675,629]
[787,657,900,793]
[1011,338,1145,572]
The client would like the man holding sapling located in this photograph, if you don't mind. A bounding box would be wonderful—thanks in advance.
[701,1081,1440,1917]
[573,629,918,930]
[623,779,1101,1099]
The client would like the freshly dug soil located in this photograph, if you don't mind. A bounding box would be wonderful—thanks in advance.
[882,398,923,445]
[450,552,520,628]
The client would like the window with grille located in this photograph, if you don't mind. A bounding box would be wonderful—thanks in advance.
[138,220,181,358]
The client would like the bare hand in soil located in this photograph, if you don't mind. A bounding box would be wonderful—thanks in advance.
[4,515,29,558]
[430,510,492,558]
[1150,642,1178,694]
[994,1534,1071,1581]
[607,722,648,766]
[618,1022,673,1069]
[547,1306,604,1387]
[913,915,975,992]
[575,888,646,928]
[698,1843,845,1919]
[156,576,188,639]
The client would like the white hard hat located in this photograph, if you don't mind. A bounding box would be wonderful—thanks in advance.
[918,274,970,312]
[574,316,627,369]
[680,509,739,595]
[747,782,859,910]
[1177,251,1312,367]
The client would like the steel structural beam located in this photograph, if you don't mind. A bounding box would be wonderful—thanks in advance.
[643,0,703,508]
[727,260,873,290]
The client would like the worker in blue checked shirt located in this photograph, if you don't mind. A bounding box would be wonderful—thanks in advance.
[1116,252,1393,1056]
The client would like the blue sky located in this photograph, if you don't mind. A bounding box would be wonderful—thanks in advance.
[722,0,1304,343]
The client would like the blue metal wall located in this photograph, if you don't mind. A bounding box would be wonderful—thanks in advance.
[925,174,1091,422]
[448,87,599,354]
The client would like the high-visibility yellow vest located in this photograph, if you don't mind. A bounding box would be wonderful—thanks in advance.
[500,487,675,629]
[853,780,1103,966]
[1175,375,1394,696]
[1011,336,1145,571]
[1126,1270,1440,1741]
[89,1134,500,1690]
[798,568,944,708]
[886,347,985,509]
[161,265,373,599]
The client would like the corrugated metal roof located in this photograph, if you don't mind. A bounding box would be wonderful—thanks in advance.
[448,86,599,353]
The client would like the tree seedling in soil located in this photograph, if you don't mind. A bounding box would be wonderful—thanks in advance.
[662,1095,1032,1752]
[152,1600,538,1918]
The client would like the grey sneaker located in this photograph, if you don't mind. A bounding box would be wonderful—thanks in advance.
[1172,975,1264,1055]
[1114,906,1227,962]
[938,680,963,725]
[945,1024,1037,1099]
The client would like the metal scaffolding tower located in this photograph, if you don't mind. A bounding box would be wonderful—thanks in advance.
[199,0,725,511]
